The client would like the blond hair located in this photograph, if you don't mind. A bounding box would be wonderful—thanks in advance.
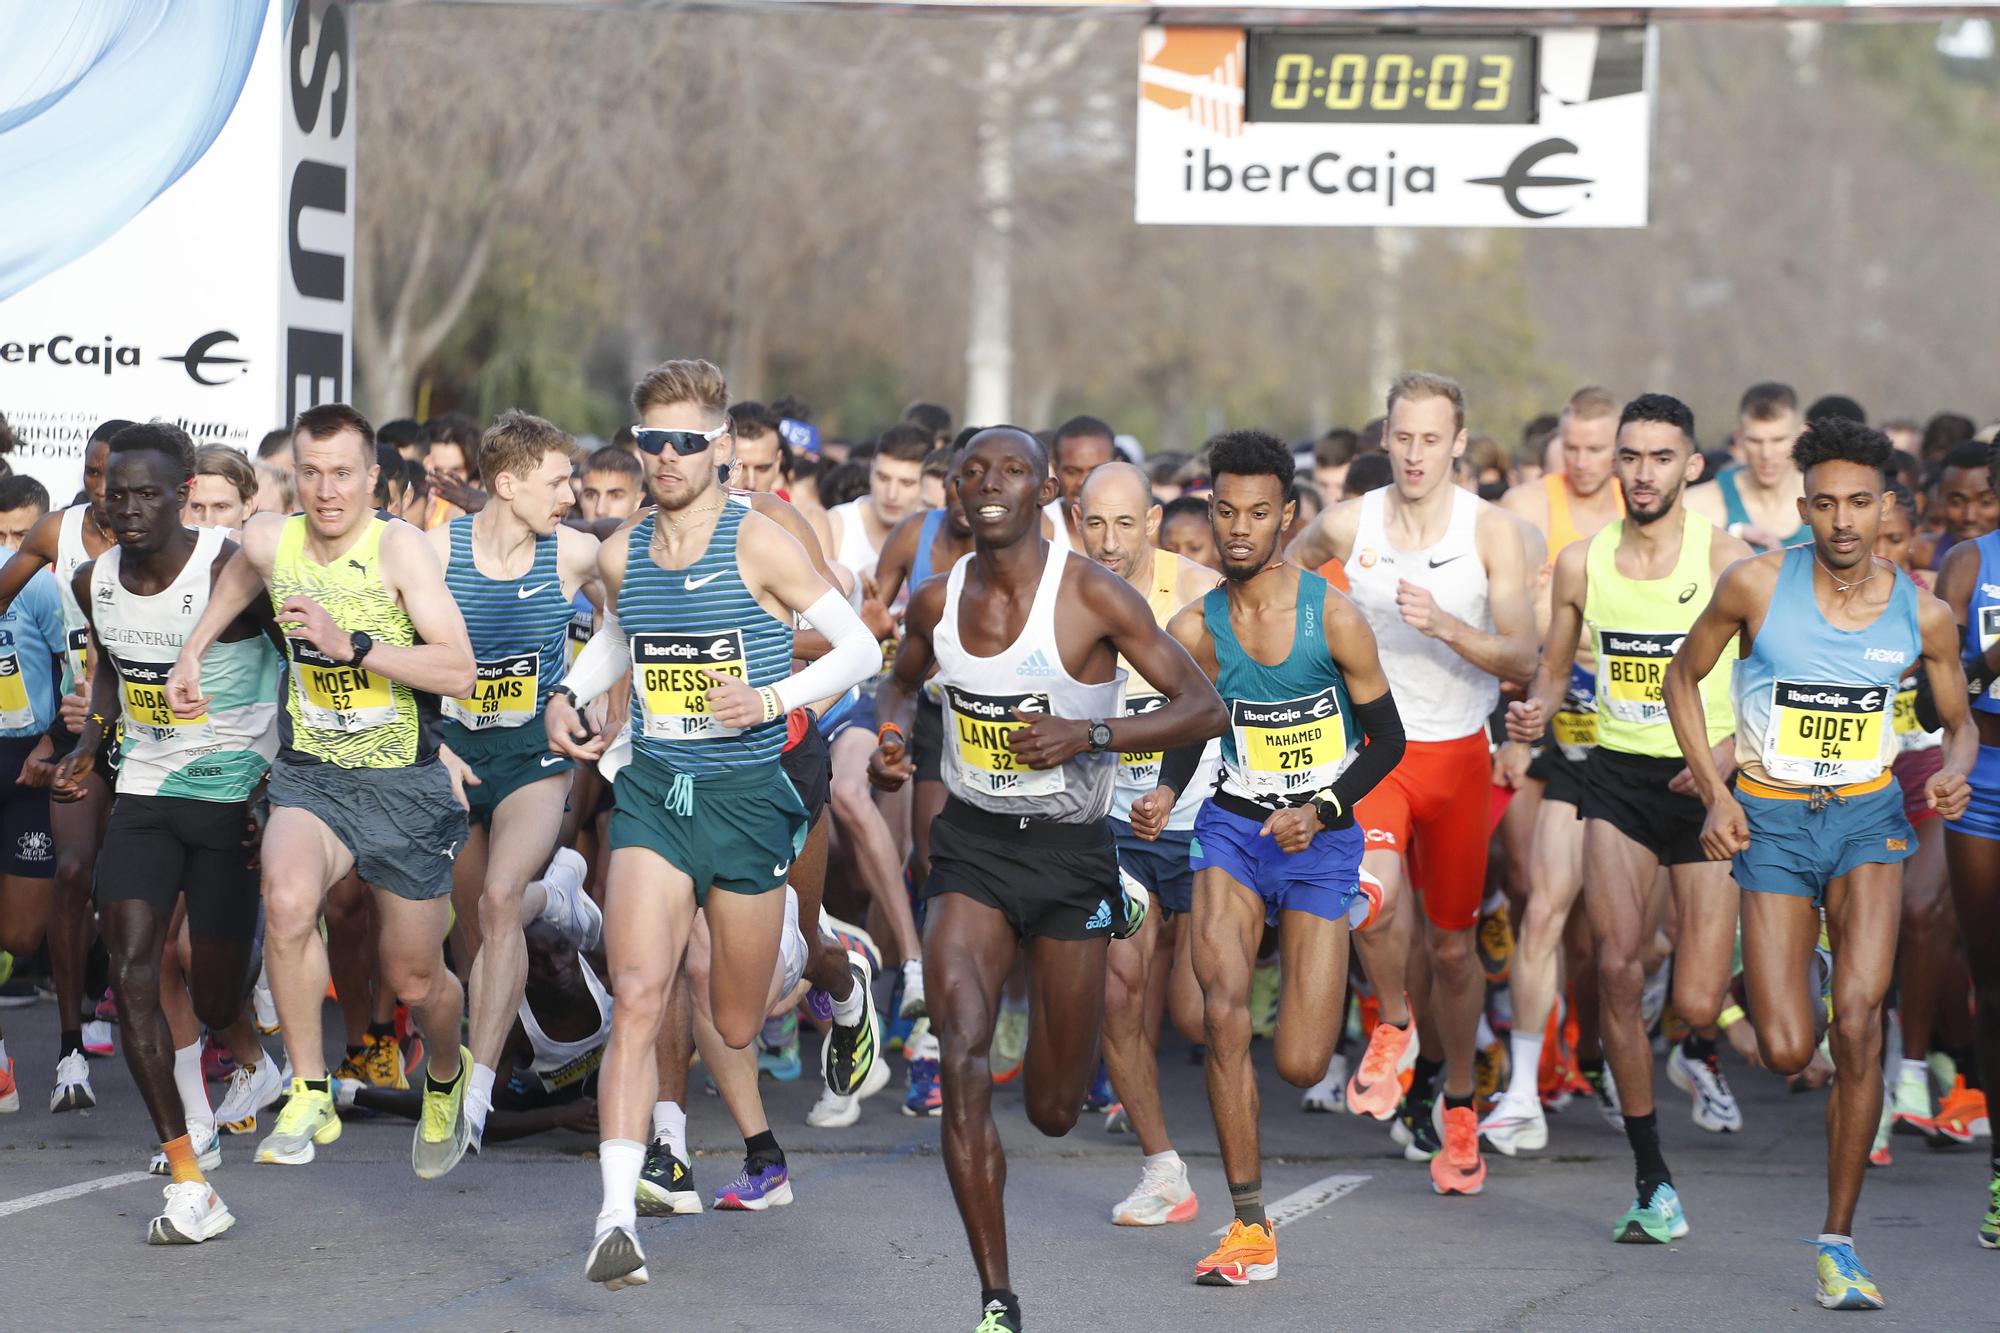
[1563,385,1619,422]
[632,359,728,421]
[253,460,295,514]
[194,444,258,503]
[1386,371,1466,435]
[478,410,575,488]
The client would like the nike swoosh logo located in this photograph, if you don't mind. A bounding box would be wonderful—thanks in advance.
[539,753,567,767]
[773,861,792,877]
[1428,555,1464,569]
[685,571,724,591]
[517,582,554,599]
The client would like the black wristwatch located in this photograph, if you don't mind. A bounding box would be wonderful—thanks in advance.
[1310,789,1347,833]
[1086,719,1113,754]
[345,630,374,666]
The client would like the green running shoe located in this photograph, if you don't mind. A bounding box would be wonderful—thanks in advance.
[1612,1181,1689,1244]
[1978,1170,1999,1250]
[411,1044,473,1180]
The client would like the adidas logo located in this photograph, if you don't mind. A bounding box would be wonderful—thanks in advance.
[1084,899,1112,931]
[1018,649,1057,678]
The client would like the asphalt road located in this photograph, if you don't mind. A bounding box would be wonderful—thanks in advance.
[1,999,1993,1332]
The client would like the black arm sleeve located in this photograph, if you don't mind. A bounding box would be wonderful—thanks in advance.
[1327,690,1405,818]
[1156,740,1208,803]
[1912,667,1943,735]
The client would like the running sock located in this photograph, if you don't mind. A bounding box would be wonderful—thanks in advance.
[744,1129,784,1169]
[173,1041,212,1129]
[981,1289,1021,1326]
[301,1076,331,1096]
[368,1019,396,1043]
[1681,1033,1718,1063]
[1409,1055,1444,1107]
[1900,1057,1927,1082]
[1624,1110,1670,1191]
[1506,1029,1544,1104]
[0,1037,9,1066]
[1817,1232,1853,1248]
[1444,1092,1475,1114]
[830,970,868,1025]
[596,1138,644,1233]
[1579,1054,1605,1079]
[466,1064,497,1136]
[160,1133,204,1186]
[1145,1148,1183,1172]
[59,1027,82,1060]
[652,1100,688,1160]
[1229,1177,1267,1229]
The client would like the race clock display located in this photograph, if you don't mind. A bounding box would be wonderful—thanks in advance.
[1247,32,1538,125]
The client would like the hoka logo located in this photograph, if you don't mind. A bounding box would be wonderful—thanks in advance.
[1084,900,1112,931]
[1018,649,1057,679]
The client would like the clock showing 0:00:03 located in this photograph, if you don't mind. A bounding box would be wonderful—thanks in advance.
[1245,32,1538,125]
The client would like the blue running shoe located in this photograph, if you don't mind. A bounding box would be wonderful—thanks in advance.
[886,984,917,1056]
[758,1012,801,1082]
[904,1024,942,1117]
[1814,1241,1884,1310]
[713,1158,794,1211]
[1083,1062,1114,1113]
[1612,1181,1689,1243]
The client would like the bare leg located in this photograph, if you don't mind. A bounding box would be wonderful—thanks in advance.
[261,808,351,1080]
[1353,848,1413,1027]
[828,729,922,964]
[1104,908,1169,1155]
[1193,867,1265,1187]
[372,890,462,1084]
[1820,863,1901,1236]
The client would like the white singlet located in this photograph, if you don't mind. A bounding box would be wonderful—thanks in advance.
[517,955,613,1096]
[829,497,883,584]
[54,504,94,689]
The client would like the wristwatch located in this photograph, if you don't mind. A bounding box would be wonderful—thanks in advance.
[345,629,374,666]
[1310,788,1347,833]
[1086,719,1113,754]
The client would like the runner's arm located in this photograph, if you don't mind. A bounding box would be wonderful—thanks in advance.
[0,513,61,617]
[1916,589,1977,819]
[1509,540,1589,741]
[52,564,120,799]
[740,512,878,715]
[1663,561,1756,807]
[361,522,477,698]
[1284,498,1355,570]
[868,577,942,792]
[171,517,276,686]
[1085,562,1226,756]
[1317,588,1404,823]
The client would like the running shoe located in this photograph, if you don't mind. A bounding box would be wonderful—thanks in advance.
[1430,1103,1486,1195]
[636,1137,702,1215]
[819,911,882,975]
[1639,965,1669,1036]
[758,1012,802,1082]
[147,1180,235,1245]
[81,1018,114,1057]
[94,989,119,1023]
[537,848,602,951]
[899,958,927,1020]
[253,979,280,1035]
[1868,1097,1892,1168]
[411,1044,474,1179]
[1667,1044,1743,1133]
[1612,1180,1689,1244]
[821,951,882,1096]
[904,1025,942,1117]
[1924,1078,1989,1147]
[0,1056,17,1113]
[1301,1052,1348,1113]
[0,976,36,1007]
[991,997,1029,1085]
[1346,1018,1416,1120]
[1478,1091,1549,1156]
[1114,879,1149,940]
[1391,1086,1442,1162]
[50,1050,95,1112]
[1979,1169,1999,1249]
[713,1158,794,1211]
[1815,1241,1885,1310]
[1475,897,1513,985]
[1890,1061,1931,1135]
[1104,1102,1132,1134]
[974,1301,1021,1333]
[1083,1062,1114,1113]
[214,1056,284,1135]
[1249,958,1280,1040]
[1474,1035,1509,1112]
[1112,1154,1196,1226]
[807,1045,892,1128]
[1587,1066,1624,1130]
[201,1038,236,1084]
[257,1078,341,1164]
[149,1124,221,1176]
[357,1030,408,1089]
[1194,1218,1277,1286]
[584,1225,648,1290]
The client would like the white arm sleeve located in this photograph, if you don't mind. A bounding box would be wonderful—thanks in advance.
[559,612,629,706]
[774,589,879,714]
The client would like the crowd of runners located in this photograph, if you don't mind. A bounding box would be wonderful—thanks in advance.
[0,364,1993,1328]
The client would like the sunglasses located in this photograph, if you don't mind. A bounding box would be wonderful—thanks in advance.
[633,423,731,457]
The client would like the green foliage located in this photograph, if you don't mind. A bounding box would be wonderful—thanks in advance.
[1830,25,2000,175]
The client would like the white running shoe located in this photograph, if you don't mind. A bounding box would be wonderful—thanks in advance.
[253,979,280,1036]
[807,1046,891,1128]
[50,1050,95,1112]
[1111,1155,1198,1226]
[898,958,926,1020]
[148,1180,235,1245]
[1639,964,1670,1034]
[214,1057,285,1135]
[1301,1052,1349,1113]
[1592,1065,1624,1130]
[81,1019,115,1057]
[1478,1091,1549,1156]
[584,1225,648,1290]
[150,1123,222,1176]
[538,849,602,951]
[1667,1044,1743,1133]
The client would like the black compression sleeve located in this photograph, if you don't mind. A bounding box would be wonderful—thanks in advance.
[1157,740,1207,803]
[1913,667,1942,735]
[1327,691,1405,817]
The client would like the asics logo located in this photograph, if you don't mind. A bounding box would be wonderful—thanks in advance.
[517,582,553,599]
[684,571,725,591]
[1677,583,1699,604]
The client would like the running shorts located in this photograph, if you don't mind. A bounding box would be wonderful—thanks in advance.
[921,797,1118,941]
[1527,745,1590,809]
[780,709,831,826]
[609,758,807,905]
[911,691,944,784]
[446,718,575,828]
[1190,795,1368,928]
[1579,747,1708,866]
[1733,773,1914,905]
[268,756,466,902]
[1110,818,1195,917]
[1893,745,1944,827]
[94,795,259,940]
[0,735,52,878]
[819,687,875,745]
[1355,731,1491,931]
[1944,743,2000,841]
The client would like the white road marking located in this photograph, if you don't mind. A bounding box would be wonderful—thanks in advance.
[0,1170,151,1219]
[1213,1172,1369,1235]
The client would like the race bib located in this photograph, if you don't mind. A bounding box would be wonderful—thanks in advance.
[116,657,209,743]
[1597,629,1681,726]
[1118,690,1166,788]
[1553,664,1597,760]
[0,636,32,731]
[443,652,539,730]
[945,685,1064,799]
[1762,680,1891,785]
[565,608,592,668]
[1893,682,1940,753]
[632,630,746,740]
[65,626,88,689]
[1980,605,2000,701]
[289,638,396,733]
[1228,689,1346,800]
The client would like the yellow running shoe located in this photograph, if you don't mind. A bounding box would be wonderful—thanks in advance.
[1194,1218,1277,1286]
[412,1044,474,1180]
[358,1031,408,1089]
[1815,1241,1884,1310]
[256,1078,342,1165]
[1476,901,1514,985]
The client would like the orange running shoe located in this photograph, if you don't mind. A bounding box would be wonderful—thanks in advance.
[1430,1104,1487,1195]
[1193,1218,1277,1286]
[0,1056,18,1113]
[1925,1079,1990,1147]
[1358,992,1382,1040]
[1345,1014,1416,1120]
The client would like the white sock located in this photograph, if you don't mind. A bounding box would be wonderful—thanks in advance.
[596,1138,644,1233]
[1899,1057,1926,1080]
[1144,1148,1182,1171]
[173,1042,212,1127]
[830,958,868,1026]
[466,1063,498,1133]
[0,1036,9,1066]
[652,1100,687,1161]
[1507,1031,1545,1104]
[1817,1232,1853,1248]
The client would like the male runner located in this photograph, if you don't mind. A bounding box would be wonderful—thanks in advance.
[1666,415,1975,1308]
[427,410,604,1156]
[577,446,646,526]
[1486,396,1751,1240]
[53,423,281,1243]
[541,359,879,1290]
[1685,382,1811,551]
[1071,461,1219,1227]
[1047,416,1118,548]
[1288,372,1539,1193]
[1151,432,1403,1283]
[869,427,1226,1333]
[166,403,480,1177]
[1916,439,1999,572]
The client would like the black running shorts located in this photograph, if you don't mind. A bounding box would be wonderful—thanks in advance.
[94,794,260,940]
[921,798,1119,941]
[1579,746,1708,866]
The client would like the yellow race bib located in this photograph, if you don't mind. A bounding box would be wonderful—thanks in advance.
[631,630,747,741]
[65,626,88,688]
[565,609,592,668]
[1119,690,1166,788]
[443,653,539,730]
[945,686,1065,799]
[1229,690,1346,800]
[1597,629,1681,727]
[116,657,208,742]
[0,643,31,731]
[1763,680,1891,785]
[289,638,395,733]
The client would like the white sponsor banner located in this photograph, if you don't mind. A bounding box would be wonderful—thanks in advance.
[0,0,353,499]
[1136,25,1651,228]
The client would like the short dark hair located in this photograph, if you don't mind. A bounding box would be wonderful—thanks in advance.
[903,401,953,441]
[1942,439,1990,474]
[729,400,786,442]
[257,427,293,459]
[1313,429,1358,469]
[90,419,135,447]
[1344,452,1393,497]
[295,402,375,454]
[1146,452,1189,487]
[1358,416,1386,453]
[1052,416,1116,470]
[397,455,431,502]
[1738,382,1799,421]
[423,412,481,453]
[582,445,643,484]
[1160,494,1209,528]
[107,421,196,482]
[1885,479,1916,515]
[0,412,14,458]
[819,460,871,509]
[1206,429,1295,499]
[921,446,955,480]
[1793,415,1894,483]
[0,474,50,516]
[1618,392,1696,445]
[377,418,427,453]
[1807,394,1866,426]
[1923,412,1977,462]
[874,423,933,465]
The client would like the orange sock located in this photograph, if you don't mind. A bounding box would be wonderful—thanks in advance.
[161,1134,204,1185]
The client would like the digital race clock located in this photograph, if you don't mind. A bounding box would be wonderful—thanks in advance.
[1247,32,1538,125]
